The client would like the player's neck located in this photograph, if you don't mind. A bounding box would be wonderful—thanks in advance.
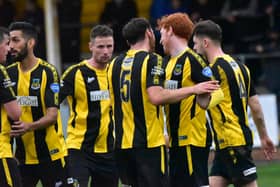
[130,39,151,52]
[170,38,188,57]
[208,47,224,64]
[20,53,38,72]
[87,59,107,70]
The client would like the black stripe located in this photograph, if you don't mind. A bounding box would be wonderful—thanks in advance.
[169,52,188,147]
[30,66,51,162]
[217,105,226,123]
[239,63,250,105]
[221,61,253,146]
[0,109,1,133]
[190,96,196,119]
[208,111,220,149]
[112,54,125,149]
[132,52,148,147]
[15,137,26,163]
[80,66,101,152]
[107,110,114,152]
[71,96,77,128]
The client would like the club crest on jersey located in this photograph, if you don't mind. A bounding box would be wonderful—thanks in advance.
[202,66,213,78]
[31,78,40,90]
[173,64,182,75]
[50,83,60,93]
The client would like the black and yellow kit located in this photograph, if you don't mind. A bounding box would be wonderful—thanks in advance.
[164,47,212,148]
[208,54,256,150]
[109,50,168,187]
[7,58,66,164]
[0,64,17,159]
[0,65,22,187]
[108,50,166,149]
[60,60,114,153]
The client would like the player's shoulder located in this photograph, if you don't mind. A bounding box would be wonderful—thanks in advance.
[6,62,18,70]
[39,58,58,72]
[61,60,85,78]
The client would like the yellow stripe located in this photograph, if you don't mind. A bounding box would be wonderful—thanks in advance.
[60,158,65,168]
[2,159,13,187]
[160,146,165,174]
[186,146,193,175]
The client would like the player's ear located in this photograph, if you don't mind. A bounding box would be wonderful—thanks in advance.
[28,38,36,49]
[203,38,209,48]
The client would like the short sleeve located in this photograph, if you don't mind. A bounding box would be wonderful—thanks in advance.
[146,53,165,88]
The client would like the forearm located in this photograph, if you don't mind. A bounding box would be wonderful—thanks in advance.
[148,86,194,105]
[249,95,269,139]
[28,107,58,131]
[252,110,269,139]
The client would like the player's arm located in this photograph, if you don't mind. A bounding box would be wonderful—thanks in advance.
[5,100,21,121]
[11,107,58,136]
[248,95,276,160]
[0,66,22,122]
[59,65,76,103]
[196,88,224,109]
[147,81,219,105]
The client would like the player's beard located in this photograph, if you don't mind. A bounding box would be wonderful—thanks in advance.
[10,43,28,62]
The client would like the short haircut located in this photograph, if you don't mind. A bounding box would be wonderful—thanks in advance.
[122,18,151,45]
[8,21,38,42]
[0,27,9,43]
[158,13,193,41]
[193,20,222,43]
[90,25,113,41]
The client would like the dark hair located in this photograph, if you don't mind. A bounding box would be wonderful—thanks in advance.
[8,21,38,42]
[90,25,113,41]
[0,27,9,43]
[193,20,222,43]
[122,18,151,45]
[158,13,193,41]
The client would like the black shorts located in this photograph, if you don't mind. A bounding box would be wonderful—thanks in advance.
[0,158,22,187]
[66,149,118,187]
[169,145,210,187]
[19,157,71,187]
[210,146,257,186]
[115,146,169,187]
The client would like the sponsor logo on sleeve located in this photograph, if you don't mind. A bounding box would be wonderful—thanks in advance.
[50,83,60,93]
[3,78,15,88]
[202,66,213,78]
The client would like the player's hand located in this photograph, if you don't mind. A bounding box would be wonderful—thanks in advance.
[261,136,277,160]
[193,80,219,95]
[10,121,32,137]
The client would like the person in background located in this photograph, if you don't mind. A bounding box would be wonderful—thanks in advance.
[193,19,276,187]
[100,0,137,53]
[60,25,118,187]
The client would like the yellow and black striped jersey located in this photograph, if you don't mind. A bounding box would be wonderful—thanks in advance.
[164,47,212,148]
[0,65,17,158]
[208,54,256,150]
[7,58,66,164]
[108,49,165,149]
[60,60,114,153]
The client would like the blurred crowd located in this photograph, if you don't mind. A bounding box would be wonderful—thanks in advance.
[1,0,280,121]
[1,0,279,57]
